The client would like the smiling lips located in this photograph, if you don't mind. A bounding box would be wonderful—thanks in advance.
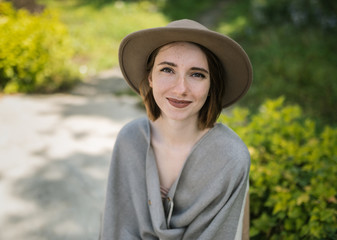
[167,98,192,108]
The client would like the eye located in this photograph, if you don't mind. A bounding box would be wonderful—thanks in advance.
[160,67,174,74]
[191,72,206,79]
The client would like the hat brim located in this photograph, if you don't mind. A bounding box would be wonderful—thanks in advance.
[119,26,252,108]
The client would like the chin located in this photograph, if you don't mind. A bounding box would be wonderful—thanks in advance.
[164,111,198,122]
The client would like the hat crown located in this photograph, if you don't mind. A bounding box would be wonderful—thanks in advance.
[166,19,209,30]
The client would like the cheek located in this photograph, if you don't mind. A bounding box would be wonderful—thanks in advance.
[151,74,172,92]
[199,86,211,105]
[198,82,211,98]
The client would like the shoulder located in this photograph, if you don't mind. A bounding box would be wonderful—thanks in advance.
[110,117,150,166]
[115,117,149,147]
[117,117,149,138]
[212,123,248,148]
[205,123,250,168]
[212,123,246,145]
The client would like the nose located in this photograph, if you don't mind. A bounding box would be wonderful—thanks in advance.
[173,74,188,95]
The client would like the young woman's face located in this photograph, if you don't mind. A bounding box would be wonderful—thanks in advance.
[148,42,210,123]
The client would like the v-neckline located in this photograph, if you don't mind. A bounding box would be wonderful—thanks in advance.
[145,119,221,232]
[146,119,218,200]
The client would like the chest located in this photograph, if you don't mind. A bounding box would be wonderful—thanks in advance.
[152,144,192,190]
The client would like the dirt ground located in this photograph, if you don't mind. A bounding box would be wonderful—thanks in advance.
[0,68,145,240]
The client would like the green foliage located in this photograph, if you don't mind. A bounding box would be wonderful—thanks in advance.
[250,0,337,30]
[217,0,337,127]
[160,0,219,20]
[242,26,336,126]
[0,2,78,93]
[39,0,168,73]
[218,97,337,239]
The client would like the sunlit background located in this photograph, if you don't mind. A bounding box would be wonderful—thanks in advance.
[0,0,336,239]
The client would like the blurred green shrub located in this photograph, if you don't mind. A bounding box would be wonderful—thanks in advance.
[250,0,337,30]
[218,97,337,239]
[240,26,337,126]
[218,0,337,126]
[160,0,219,20]
[0,2,78,93]
[40,0,168,73]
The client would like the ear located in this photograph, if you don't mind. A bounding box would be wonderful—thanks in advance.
[148,74,153,88]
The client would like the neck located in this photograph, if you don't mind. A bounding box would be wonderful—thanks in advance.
[150,116,207,147]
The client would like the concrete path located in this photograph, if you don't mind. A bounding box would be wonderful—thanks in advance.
[0,69,145,240]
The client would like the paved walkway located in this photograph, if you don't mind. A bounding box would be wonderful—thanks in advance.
[0,69,145,240]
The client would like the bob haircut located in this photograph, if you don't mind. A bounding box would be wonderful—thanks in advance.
[139,42,225,130]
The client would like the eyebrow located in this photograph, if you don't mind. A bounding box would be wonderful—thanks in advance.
[158,61,177,67]
[158,61,209,74]
[191,67,209,74]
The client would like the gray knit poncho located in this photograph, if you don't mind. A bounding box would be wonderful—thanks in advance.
[100,117,250,240]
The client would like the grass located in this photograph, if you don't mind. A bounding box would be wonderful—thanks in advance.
[38,0,168,75]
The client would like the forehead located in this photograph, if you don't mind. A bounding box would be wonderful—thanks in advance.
[158,41,201,54]
[155,42,208,65]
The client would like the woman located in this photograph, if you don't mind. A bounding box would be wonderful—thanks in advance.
[101,19,252,240]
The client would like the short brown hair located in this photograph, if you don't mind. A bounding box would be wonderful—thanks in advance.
[139,42,225,130]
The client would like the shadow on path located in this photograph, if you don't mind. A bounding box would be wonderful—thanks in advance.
[0,68,145,240]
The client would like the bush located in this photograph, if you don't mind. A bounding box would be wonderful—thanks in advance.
[40,0,168,73]
[218,97,337,239]
[238,26,337,126]
[160,0,219,20]
[0,2,78,93]
[217,0,337,127]
[250,0,337,30]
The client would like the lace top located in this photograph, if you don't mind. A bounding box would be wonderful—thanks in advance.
[160,185,170,200]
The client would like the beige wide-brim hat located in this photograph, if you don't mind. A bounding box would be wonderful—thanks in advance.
[119,19,253,108]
